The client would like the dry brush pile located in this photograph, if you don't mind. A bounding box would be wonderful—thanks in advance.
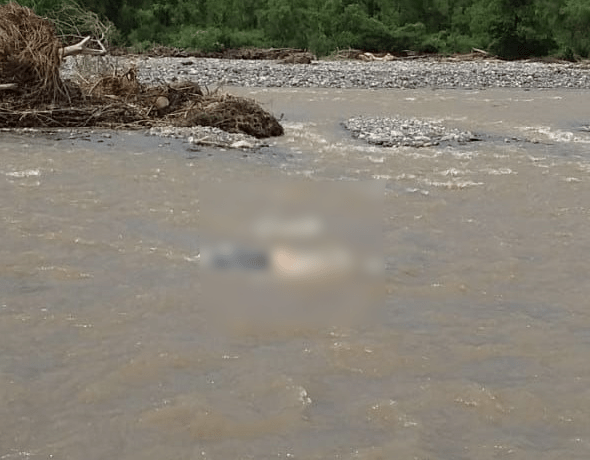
[0,2,283,138]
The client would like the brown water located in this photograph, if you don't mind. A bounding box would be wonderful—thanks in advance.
[2,88,590,460]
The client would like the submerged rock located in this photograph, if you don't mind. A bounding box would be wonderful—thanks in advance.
[149,125,267,150]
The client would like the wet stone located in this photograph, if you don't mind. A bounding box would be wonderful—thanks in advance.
[148,126,266,150]
[344,116,479,148]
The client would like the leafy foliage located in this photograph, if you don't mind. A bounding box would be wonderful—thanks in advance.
[3,0,588,59]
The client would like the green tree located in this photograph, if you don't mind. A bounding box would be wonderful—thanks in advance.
[2,0,580,57]
[559,0,590,57]
[468,0,556,58]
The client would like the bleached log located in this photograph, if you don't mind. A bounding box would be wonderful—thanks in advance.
[60,36,106,58]
[0,83,17,90]
[359,52,394,62]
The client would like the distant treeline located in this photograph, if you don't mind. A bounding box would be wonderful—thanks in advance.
[10,0,590,59]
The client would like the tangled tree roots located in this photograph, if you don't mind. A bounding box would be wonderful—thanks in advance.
[0,68,284,137]
[183,94,284,137]
[146,45,316,63]
[0,3,284,138]
[0,2,67,102]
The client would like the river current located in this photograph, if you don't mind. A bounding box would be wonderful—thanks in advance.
[1,87,590,459]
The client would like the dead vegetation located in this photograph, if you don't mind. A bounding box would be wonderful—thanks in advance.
[326,47,500,62]
[0,2,67,102]
[143,45,316,64]
[0,3,284,138]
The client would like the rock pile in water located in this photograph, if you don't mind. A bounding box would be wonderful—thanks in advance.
[344,116,479,148]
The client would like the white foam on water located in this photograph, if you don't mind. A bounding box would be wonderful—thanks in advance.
[405,187,430,196]
[421,178,484,189]
[364,155,385,163]
[449,150,476,160]
[5,169,40,178]
[406,150,443,160]
[282,121,317,131]
[528,155,547,162]
[395,173,417,180]
[439,167,471,177]
[0,450,34,460]
[444,116,469,122]
[282,121,343,155]
[521,126,590,143]
[294,385,312,405]
[482,167,517,175]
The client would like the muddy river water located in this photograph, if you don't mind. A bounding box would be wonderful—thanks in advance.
[2,87,590,459]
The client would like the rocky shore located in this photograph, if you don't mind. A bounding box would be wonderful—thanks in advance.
[63,55,590,149]
[115,56,590,90]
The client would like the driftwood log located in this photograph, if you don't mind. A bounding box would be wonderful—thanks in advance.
[61,35,106,58]
[359,52,394,62]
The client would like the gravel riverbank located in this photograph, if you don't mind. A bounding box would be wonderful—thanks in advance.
[106,56,590,90]
[64,56,590,149]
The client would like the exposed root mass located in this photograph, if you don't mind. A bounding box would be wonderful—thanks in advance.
[0,2,67,102]
[0,3,283,138]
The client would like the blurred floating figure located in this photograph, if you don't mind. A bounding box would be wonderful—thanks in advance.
[201,242,360,280]
[199,180,384,334]
[201,244,269,271]
[270,245,354,281]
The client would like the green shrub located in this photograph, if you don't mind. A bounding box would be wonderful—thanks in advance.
[170,26,225,52]
[221,29,268,50]
[558,46,576,62]
[489,29,556,59]
[420,31,450,54]
[445,33,478,54]
[391,23,427,52]
[1,0,581,59]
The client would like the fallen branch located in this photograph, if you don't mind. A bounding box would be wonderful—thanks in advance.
[60,36,107,58]
[472,48,489,55]
[359,52,394,62]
